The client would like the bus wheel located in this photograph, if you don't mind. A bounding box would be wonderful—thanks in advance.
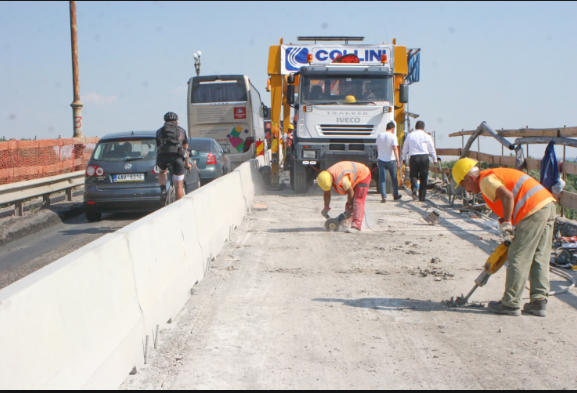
[293,162,308,194]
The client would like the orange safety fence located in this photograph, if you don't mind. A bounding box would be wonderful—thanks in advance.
[0,138,99,185]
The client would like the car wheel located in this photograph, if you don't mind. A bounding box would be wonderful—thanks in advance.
[86,211,102,222]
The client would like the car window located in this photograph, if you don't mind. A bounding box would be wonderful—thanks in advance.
[93,138,157,161]
[214,141,222,153]
[188,139,212,152]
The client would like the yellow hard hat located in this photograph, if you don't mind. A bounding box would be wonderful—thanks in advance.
[317,171,333,191]
[344,95,356,104]
[288,124,294,130]
[452,158,478,185]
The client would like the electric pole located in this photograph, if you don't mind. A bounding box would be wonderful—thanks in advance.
[69,1,83,138]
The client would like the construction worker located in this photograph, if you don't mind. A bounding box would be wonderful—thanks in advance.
[401,120,437,202]
[283,124,295,171]
[452,158,556,317]
[318,162,371,234]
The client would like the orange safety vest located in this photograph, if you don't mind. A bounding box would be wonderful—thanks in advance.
[288,133,293,148]
[327,162,371,195]
[479,168,553,225]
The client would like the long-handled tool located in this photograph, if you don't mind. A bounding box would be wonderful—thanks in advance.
[455,240,511,306]
[324,211,352,232]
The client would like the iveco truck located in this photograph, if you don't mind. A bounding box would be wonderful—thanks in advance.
[274,37,420,193]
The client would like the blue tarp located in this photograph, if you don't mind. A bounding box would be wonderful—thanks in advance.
[540,141,559,192]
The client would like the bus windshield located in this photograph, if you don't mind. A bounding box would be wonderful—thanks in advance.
[191,80,248,103]
[300,75,393,105]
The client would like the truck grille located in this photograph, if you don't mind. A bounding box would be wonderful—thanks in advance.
[318,124,374,136]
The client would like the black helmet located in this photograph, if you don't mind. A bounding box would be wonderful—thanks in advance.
[164,112,178,122]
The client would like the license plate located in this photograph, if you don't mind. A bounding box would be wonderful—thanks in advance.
[113,173,145,182]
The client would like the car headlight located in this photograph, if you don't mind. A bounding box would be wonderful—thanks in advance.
[303,150,317,159]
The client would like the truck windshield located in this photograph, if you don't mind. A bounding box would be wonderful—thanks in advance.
[300,75,393,105]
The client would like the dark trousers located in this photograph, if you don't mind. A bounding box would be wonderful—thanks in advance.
[409,154,430,201]
[377,160,399,199]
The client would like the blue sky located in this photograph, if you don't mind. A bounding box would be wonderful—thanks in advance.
[1,1,576,157]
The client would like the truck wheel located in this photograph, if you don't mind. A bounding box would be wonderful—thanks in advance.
[290,162,295,189]
[293,162,308,194]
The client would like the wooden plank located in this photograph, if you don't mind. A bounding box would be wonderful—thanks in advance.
[561,162,577,175]
[501,156,517,166]
[526,158,541,171]
[476,152,495,164]
[449,126,577,138]
[435,148,461,156]
[559,191,577,211]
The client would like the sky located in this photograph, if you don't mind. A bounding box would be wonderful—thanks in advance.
[1,1,576,157]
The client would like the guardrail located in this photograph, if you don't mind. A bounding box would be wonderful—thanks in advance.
[0,171,85,216]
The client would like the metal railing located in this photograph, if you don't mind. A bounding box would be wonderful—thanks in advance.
[0,171,85,216]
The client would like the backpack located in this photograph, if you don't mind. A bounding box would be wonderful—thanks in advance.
[158,123,182,154]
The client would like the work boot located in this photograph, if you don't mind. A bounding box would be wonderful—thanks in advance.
[346,226,361,234]
[412,189,418,200]
[523,299,547,317]
[394,195,402,201]
[381,198,387,203]
[487,301,521,316]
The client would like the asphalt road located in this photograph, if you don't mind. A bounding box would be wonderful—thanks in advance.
[0,212,147,290]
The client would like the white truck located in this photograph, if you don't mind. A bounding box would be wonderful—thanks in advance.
[279,37,420,193]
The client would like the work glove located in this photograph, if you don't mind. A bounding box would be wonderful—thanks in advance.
[321,206,331,218]
[498,220,515,239]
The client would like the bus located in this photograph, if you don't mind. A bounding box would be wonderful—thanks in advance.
[187,75,268,169]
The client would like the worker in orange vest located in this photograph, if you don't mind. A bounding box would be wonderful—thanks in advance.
[317,162,372,233]
[453,158,556,317]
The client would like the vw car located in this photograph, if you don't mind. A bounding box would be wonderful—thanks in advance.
[188,138,231,185]
[84,131,200,221]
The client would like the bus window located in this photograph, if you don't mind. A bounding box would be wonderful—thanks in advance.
[191,81,247,103]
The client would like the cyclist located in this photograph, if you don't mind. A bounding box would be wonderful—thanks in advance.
[156,112,191,203]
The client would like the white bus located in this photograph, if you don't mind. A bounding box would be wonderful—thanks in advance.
[187,75,268,169]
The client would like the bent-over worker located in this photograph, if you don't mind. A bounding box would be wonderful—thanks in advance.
[317,162,372,234]
[453,158,556,317]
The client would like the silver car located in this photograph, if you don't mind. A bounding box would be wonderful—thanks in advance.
[188,138,232,185]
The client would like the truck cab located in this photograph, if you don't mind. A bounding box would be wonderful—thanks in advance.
[291,65,397,192]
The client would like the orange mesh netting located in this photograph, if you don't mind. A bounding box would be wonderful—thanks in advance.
[0,138,99,185]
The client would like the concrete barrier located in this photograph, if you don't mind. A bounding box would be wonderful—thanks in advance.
[0,159,263,389]
[0,233,144,389]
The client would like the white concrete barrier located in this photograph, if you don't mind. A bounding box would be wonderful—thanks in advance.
[0,233,144,389]
[0,159,263,389]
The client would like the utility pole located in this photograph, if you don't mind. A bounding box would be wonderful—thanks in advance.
[69,1,83,138]
[194,51,202,77]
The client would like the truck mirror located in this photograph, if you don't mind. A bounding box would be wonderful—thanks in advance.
[287,84,295,105]
[288,73,296,84]
[399,84,409,104]
[262,105,269,118]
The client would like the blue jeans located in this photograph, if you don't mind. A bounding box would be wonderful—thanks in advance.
[377,160,399,199]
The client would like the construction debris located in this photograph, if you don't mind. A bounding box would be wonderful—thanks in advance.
[408,266,454,280]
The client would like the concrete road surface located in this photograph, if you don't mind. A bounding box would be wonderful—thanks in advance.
[0,212,145,289]
[122,186,577,389]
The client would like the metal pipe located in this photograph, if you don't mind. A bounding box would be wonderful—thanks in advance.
[69,1,83,138]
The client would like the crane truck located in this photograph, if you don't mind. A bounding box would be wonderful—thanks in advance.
[266,36,420,193]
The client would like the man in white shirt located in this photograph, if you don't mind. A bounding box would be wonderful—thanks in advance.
[376,122,402,203]
[401,120,438,202]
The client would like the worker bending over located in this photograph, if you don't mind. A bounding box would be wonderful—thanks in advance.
[453,159,556,317]
[317,162,371,234]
